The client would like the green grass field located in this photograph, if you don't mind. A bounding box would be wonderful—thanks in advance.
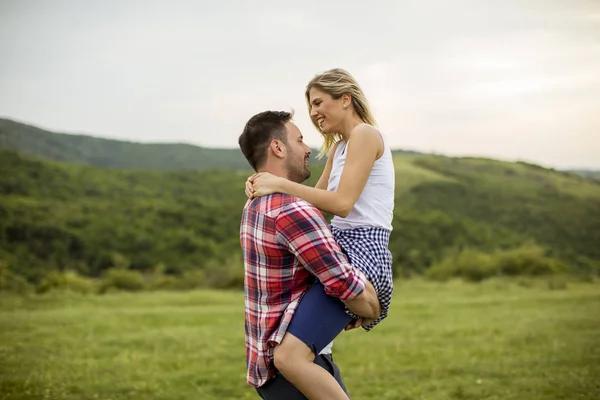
[1,279,599,400]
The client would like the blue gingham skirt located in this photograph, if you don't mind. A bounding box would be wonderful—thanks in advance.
[330,225,393,331]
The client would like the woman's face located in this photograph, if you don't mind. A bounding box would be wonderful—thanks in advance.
[308,87,347,134]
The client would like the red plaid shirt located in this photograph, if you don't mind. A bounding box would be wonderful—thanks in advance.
[240,193,367,387]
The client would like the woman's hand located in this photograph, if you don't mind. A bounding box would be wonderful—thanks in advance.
[246,172,286,198]
[245,174,256,199]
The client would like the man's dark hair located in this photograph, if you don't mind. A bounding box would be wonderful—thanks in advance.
[238,110,293,171]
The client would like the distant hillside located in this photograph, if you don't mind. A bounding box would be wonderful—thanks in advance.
[567,169,600,181]
[0,118,420,170]
[0,118,251,170]
[1,148,598,286]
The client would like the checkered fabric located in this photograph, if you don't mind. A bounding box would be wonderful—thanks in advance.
[331,225,393,331]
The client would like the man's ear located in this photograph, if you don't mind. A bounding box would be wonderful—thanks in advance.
[269,139,286,159]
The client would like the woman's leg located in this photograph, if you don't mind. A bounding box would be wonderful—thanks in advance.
[274,334,349,400]
[273,281,353,400]
[256,354,349,399]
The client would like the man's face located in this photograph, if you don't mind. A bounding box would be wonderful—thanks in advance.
[283,121,312,183]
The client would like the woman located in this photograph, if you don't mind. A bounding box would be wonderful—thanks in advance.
[246,68,395,400]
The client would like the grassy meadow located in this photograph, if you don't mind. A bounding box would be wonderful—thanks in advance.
[1,278,599,400]
[2,125,600,399]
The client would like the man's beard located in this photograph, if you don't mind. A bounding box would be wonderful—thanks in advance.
[285,157,311,184]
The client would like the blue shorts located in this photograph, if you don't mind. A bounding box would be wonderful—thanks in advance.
[286,281,353,355]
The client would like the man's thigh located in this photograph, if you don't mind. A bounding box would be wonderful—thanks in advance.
[255,354,349,399]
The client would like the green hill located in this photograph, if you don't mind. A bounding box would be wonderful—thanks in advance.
[0,118,251,170]
[391,157,600,274]
[567,169,600,181]
[1,147,599,288]
[0,118,420,171]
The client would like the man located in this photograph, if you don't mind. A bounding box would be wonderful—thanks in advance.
[238,110,380,399]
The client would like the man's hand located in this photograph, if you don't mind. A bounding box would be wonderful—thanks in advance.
[361,318,375,327]
[343,316,377,331]
[344,318,363,331]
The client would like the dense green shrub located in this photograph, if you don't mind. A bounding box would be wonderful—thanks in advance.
[426,244,565,282]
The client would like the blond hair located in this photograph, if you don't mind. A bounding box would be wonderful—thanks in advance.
[305,68,376,158]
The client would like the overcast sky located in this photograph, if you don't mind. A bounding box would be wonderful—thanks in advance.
[1,0,599,169]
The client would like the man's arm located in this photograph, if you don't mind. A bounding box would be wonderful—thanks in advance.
[344,281,380,320]
[276,201,380,319]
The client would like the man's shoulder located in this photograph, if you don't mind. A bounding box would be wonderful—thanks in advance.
[245,193,320,219]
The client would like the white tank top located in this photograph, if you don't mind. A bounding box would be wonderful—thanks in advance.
[328,131,395,231]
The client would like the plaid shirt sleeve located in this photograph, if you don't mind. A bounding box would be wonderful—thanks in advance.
[276,200,367,301]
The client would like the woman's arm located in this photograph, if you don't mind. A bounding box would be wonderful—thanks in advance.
[245,142,339,198]
[253,125,383,217]
[314,141,340,190]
